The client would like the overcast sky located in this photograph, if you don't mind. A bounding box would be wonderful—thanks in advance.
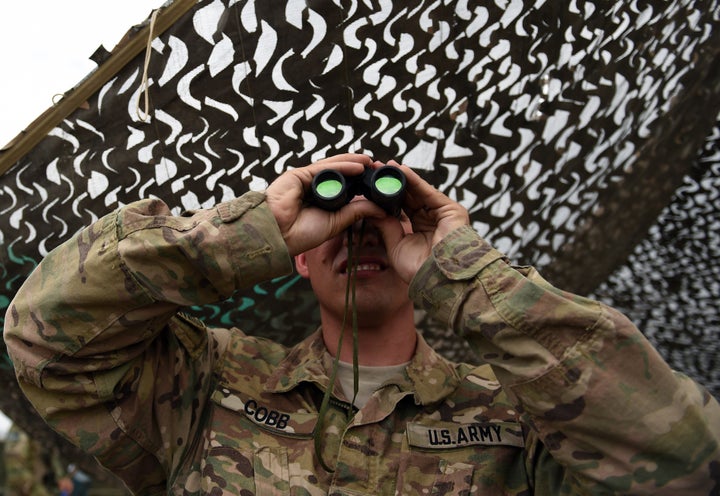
[0,0,166,438]
[0,0,166,146]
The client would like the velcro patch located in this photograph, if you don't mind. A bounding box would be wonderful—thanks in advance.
[211,388,317,436]
[407,421,524,449]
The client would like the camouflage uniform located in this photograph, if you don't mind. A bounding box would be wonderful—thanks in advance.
[3,424,58,496]
[4,192,720,495]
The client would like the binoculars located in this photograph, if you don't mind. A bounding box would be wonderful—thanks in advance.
[308,166,407,217]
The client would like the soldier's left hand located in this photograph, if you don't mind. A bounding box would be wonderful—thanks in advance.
[373,160,470,283]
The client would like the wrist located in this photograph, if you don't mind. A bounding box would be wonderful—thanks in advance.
[409,226,506,323]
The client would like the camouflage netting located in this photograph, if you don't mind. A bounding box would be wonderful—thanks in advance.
[592,139,720,394]
[1,0,719,473]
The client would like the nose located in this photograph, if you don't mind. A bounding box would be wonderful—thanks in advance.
[344,219,381,248]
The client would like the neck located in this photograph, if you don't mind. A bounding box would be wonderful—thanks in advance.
[320,303,417,366]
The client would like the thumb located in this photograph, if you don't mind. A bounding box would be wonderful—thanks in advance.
[375,215,406,255]
[375,216,430,283]
[316,200,388,245]
[337,200,387,229]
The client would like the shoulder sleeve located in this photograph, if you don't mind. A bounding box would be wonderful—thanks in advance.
[4,192,292,494]
[409,225,720,495]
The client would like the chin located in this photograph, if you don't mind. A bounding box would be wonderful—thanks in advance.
[353,297,406,320]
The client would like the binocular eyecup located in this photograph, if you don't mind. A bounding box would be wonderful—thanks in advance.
[308,166,406,217]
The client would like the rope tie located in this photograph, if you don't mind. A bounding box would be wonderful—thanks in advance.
[137,8,160,122]
[313,222,364,473]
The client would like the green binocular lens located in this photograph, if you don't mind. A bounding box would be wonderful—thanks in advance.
[314,179,344,199]
[308,166,406,216]
[373,176,403,196]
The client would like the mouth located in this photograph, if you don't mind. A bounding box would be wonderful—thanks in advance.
[339,258,387,275]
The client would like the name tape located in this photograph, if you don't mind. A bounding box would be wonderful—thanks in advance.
[212,389,317,435]
[407,422,524,449]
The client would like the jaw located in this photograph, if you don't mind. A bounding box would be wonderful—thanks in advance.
[323,270,411,320]
[318,295,418,365]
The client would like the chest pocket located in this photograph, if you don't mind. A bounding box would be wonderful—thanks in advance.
[395,421,527,495]
[203,445,290,496]
[199,387,319,496]
[396,455,474,496]
[196,388,527,495]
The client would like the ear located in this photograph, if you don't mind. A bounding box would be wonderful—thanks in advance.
[295,253,310,278]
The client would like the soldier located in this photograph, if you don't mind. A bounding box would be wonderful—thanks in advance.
[3,423,72,496]
[4,154,720,494]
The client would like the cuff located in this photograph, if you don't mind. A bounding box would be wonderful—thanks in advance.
[218,192,294,288]
[409,225,506,325]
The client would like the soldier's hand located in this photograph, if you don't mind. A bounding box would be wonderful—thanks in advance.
[374,161,471,283]
[266,154,387,256]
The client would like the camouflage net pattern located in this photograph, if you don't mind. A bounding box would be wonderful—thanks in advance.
[592,133,720,393]
[1,1,719,453]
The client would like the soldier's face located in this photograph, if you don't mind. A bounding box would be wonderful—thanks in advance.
[295,216,412,325]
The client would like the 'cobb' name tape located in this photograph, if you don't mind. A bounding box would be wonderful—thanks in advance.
[212,389,318,436]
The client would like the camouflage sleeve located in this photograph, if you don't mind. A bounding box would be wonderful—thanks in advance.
[4,191,293,494]
[409,225,720,495]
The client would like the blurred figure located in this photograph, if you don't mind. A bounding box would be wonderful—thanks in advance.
[66,464,91,496]
[2,423,72,496]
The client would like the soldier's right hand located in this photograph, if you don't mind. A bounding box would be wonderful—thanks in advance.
[265,154,387,256]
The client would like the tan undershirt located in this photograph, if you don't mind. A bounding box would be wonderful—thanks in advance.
[336,360,409,409]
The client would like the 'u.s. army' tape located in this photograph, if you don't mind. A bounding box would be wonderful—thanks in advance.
[407,421,524,449]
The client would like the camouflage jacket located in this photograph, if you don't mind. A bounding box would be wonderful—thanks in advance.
[3,423,63,496]
[5,192,720,495]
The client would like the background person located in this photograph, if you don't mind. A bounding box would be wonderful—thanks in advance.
[3,423,72,496]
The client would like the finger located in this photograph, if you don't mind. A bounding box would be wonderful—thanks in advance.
[390,165,434,215]
[314,152,372,164]
[310,153,372,172]
[373,215,431,283]
[373,215,407,254]
[293,155,372,191]
[292,199,388,253]
[398,165,440,201]
[329,199,388,236]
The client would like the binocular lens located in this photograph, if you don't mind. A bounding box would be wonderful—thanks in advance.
[374,176,403,196]
[315,179,343,199]
[308,165,406,215]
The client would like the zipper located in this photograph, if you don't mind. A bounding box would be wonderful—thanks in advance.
[329,396,358,416]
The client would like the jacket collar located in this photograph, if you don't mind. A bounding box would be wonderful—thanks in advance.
[265,329,461,406]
